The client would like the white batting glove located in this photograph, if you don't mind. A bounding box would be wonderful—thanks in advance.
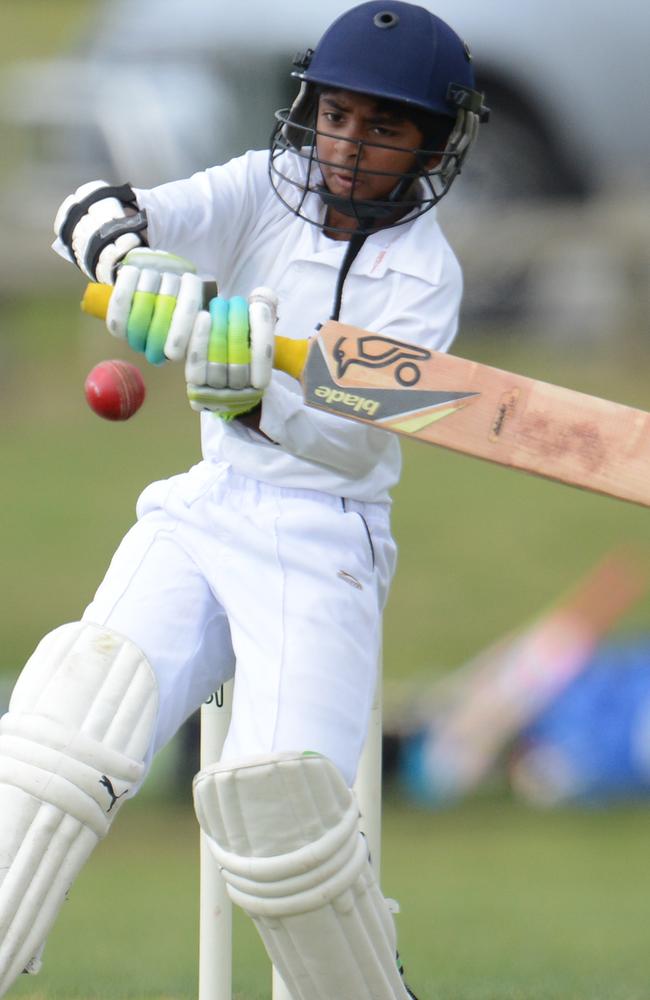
[105,248,205,366]
[186,288,278,417]
[53,180,148,284]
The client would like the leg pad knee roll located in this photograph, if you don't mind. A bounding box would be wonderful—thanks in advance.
[194,751,410,1000]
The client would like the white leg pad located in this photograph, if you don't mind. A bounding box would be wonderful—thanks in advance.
[193,752,410,1000]
[0,622,158,997]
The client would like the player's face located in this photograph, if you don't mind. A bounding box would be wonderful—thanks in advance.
[315,90,425,207]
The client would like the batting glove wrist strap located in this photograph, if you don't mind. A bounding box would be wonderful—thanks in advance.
[53,180,148,284]
[57,181,138,251]
[186,384,263,417]
[83,210,148,285]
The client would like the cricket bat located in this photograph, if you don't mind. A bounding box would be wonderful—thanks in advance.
[81,282,650,507]
[394,546,649,801]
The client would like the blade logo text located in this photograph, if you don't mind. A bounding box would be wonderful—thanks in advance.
[314,385,380,416]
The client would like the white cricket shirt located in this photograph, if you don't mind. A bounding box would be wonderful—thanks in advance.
[135,149,463,503]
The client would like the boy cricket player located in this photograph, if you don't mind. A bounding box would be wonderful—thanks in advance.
[0,3,487,996]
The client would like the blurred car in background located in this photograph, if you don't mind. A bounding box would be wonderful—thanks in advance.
[2,0,648,321]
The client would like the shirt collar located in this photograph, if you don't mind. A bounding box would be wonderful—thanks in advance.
[297,204,448,285]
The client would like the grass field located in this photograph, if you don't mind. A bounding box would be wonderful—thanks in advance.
[0,1,93,62]
[2,294,650,1000]
[6,796,650,1000]
[3,3,650,997]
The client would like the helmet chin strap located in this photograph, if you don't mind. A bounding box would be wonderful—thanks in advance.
[316,173,417,223]
[329,229,368,321]
[321,174,417,321]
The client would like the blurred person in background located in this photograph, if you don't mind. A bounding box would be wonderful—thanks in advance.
[511,639,650,807]
[383,550,650,809]
[385,640,650,809]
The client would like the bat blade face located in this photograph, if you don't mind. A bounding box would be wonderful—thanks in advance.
[303,321,650,508]
[303,328,480,432]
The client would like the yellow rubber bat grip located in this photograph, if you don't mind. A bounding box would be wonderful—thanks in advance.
[81,281,309,381]
[274,336,308,382]
[81,282,113,320]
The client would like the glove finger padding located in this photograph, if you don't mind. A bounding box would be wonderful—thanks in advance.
[186,288,278,416]
[249,287,278,389]
[205,296,248,389]
[105,249,204,366]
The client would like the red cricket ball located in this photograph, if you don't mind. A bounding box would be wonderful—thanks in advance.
[84,360,146,421]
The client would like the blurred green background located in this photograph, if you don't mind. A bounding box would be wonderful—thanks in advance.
[2,3,650,999]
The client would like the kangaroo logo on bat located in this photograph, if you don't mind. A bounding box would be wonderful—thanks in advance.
[333,335,431,387]
[304,333,479,425]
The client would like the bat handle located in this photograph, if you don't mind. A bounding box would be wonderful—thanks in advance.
[81,281,112,319]
[274,336,308,381]
[80,282,308,381]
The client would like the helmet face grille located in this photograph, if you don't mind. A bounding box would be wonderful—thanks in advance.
[268,109,470,237]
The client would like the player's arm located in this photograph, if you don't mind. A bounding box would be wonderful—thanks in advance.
[53,183,213,369]
[258,272,462,475]
[132,151,269,280]
[53,151,269,285]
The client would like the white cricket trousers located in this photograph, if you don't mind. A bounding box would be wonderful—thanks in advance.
[82,461,396,786]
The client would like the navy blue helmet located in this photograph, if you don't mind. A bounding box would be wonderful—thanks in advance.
[269,1,489,234]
